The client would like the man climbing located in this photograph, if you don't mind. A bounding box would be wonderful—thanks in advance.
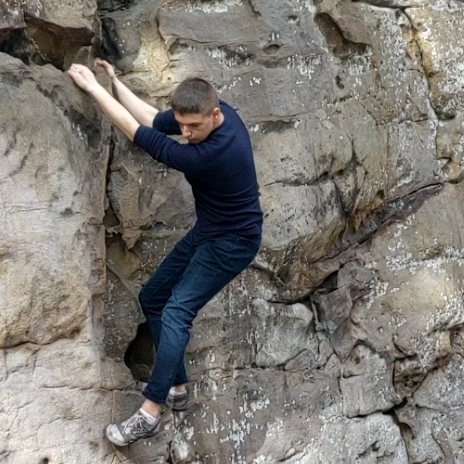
[67,61,263,446]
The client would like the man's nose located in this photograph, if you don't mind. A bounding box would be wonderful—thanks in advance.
[181,127,191,138]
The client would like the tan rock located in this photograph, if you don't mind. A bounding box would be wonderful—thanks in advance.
[407,2,464,117]
[3,0,464,462]
[0,54,108,348]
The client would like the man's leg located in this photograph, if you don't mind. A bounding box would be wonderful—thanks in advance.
[106,233,259,446]
[105,231,199,447]
[142,233,260,409]
[138,230,197,387]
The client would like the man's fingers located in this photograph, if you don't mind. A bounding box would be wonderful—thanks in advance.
[94,59,107,68]
[69,63,82,74]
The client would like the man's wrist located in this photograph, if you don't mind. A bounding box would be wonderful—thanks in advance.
[88,83,105,98]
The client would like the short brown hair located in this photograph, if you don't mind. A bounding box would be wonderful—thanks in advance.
[171,77,219,115]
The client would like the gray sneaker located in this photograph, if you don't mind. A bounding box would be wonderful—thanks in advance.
[166,391,189,411]
[134,379,189,411]
[105,409,160,446]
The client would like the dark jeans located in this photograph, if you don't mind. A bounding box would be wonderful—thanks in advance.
[138,228,261,404]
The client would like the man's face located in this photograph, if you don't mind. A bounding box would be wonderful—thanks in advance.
[174,108,220,144]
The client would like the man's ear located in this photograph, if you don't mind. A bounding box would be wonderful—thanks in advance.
[212,108,220,120]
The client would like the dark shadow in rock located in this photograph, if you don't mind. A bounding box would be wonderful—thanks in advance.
[0,15,94,70]
[0,30,52,66]
[261,120,295,134]
[98,0,134,13]
[263,44,282,55]
[315,13,368,58]
[124,321,155,381]
[101,17,122,64]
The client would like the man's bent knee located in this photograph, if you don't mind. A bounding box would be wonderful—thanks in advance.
[161,305,195,332]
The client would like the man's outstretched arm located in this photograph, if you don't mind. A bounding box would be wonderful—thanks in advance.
[95,60,159,127]
[68,63,140,141]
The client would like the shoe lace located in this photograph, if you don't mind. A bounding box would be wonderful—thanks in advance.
[123,413,151,434]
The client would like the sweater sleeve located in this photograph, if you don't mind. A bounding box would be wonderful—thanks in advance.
[134,125,207,177]
[152,110,181,135]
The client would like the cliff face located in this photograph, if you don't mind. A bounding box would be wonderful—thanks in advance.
[2,1,464,463]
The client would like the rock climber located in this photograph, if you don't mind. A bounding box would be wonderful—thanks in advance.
[67,60,263,446]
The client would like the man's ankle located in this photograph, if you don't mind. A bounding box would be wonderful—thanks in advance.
[142,399,161,418]
[170,384,187,394]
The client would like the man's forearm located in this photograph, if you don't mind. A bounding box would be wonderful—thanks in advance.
[112,77,159,127]
[89,84,140,141]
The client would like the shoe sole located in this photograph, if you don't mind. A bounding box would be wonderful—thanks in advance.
[106,424,130,447]
[105,423,160,447]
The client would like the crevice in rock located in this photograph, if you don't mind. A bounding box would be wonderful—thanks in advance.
[400,9,455,184]
[170,40,255,69]
[401,9,444,121]
[393,362,426,396]
[247,0,262,17]
[124,321,154,381]
[246,111,323,126]
[264,182,443,310]
[103,134,119,234]
[2,338,91,350]
[98,0,135,14]
[259,119,300,134]
[431,417,456,464]
[263,175,330,189]
[335,182,442,257]
[0,29,51,66]
[352,0,422,8]
[100,16,122,65]
[103,132,154,379]
[0,15,95,70]
[314,12,369,58]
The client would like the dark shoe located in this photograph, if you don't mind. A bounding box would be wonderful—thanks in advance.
[166,391,189,411]
[105,409,160,446]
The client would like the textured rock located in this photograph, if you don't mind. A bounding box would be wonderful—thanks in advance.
[0,0,98,68]
[340,345,398,418]
[0,51,126,463]
[407,2,464,118]
[107,132,195,249]
[0,54,107,348]
[3,0,464,463]
[354,184,464,375]
[149,0,445,300]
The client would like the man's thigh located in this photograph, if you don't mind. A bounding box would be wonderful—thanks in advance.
[165,234,260,323]
[139,231,198,308]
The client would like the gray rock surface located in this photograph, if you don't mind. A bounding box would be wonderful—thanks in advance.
[2,0,464,463]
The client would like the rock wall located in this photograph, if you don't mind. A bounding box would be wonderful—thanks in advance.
[2,0,464,463]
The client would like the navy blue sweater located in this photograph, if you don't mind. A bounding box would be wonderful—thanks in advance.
[133,101,263,237]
